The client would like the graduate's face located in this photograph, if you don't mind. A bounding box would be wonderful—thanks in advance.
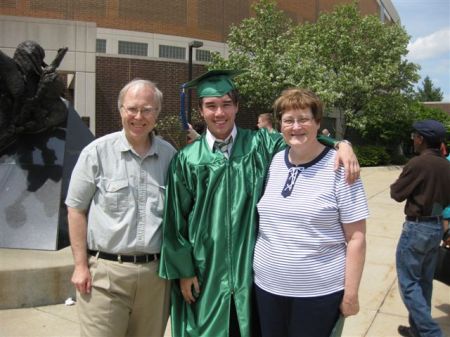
[120,85,158,143]
[280,108,320,147]
[200,94,238,140]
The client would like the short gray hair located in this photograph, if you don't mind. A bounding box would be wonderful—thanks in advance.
[117,79,163,115]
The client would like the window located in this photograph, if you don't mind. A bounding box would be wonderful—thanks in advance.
[118,41,148,56]
[159,45,186,60]
[196,49,212,62]
[96,39,106,53]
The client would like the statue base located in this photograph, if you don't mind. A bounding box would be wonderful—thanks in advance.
[0,105,94,250]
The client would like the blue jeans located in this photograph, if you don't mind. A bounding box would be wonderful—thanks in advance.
[396,219,444,337]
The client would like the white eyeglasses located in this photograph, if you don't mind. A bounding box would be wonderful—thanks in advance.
[281,117,313,127]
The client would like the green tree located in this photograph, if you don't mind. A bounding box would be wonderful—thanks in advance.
[210,0,296,111]
[416,76,444,102]
[211,1,420,143]
[290,3,419,139]
[409,100,450,130]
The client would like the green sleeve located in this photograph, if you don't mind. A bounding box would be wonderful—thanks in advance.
[317,134,338,148]
[258,128,286,154]
[159,154,196,279]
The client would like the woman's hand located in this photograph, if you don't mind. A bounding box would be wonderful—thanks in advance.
[340,293,360,317]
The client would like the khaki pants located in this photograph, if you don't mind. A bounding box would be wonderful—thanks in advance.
[77,256,170,337]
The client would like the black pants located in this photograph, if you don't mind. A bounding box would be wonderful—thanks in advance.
[229,288,262,337]
[229,296,241,337]
[255,284,343,337]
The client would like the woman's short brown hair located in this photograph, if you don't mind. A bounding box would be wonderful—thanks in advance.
[273,88,323,123]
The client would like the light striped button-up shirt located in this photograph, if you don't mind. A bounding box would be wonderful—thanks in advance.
[65,130,176,254]
[254,148,369,297]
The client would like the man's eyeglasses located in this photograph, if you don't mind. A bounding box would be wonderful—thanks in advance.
[122,106,157,116]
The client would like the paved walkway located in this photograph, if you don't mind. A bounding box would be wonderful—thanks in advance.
[0,166,449,337]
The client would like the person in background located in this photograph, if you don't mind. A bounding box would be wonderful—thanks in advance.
[253,88,368,337]
[445,150,450,246]
[66,79,176,337]
[443,207,450,246]
[159,70,360,337]
[322,128,331,137]
[257,112,276,133]
[391,119,450,337]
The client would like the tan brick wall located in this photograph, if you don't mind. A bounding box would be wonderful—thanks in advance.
[95,56,208,146]
[1,0,383,42]
[1,0,387,146]
[95,56,259,147]
[423,102,450,115]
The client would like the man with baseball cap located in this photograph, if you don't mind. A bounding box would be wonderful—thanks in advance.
[391,119,450,337]
[159,69,360,337]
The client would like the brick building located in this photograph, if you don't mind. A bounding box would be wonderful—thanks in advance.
[423,102,450,116]
[0,0,399,147]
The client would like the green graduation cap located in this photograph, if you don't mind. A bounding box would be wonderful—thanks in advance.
[179,69,243,129]
[183,69,242,97]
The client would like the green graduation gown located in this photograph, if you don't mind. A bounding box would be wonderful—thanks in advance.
[159,128,334,337]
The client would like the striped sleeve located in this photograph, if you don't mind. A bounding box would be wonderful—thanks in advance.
[335,167,369,224]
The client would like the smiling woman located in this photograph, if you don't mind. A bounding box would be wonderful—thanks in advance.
[253,87,369,337]
[275,89,323,165]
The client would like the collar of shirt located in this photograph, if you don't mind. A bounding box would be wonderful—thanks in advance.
[420,148,442,157]
[118,129,159,158]
[205,125,237,153]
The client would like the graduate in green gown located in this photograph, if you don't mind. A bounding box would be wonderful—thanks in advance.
[159,70,359,337]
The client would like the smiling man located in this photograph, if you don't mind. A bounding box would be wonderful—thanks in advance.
[159,70,360,337]
[66,79,176,337]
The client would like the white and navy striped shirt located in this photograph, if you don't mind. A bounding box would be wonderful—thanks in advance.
[254,147,369,297]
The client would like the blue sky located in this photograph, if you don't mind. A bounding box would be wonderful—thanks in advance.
[391,0,450,101]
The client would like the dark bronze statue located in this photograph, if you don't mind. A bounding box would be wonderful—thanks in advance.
[0,41,68,153]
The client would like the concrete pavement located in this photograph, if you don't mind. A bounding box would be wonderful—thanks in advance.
[0,166,449,337]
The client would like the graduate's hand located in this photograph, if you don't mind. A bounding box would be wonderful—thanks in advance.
[180,276,200,304]
[334,142,360,184]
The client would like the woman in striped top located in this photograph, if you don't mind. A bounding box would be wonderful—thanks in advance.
[253,88,369,337]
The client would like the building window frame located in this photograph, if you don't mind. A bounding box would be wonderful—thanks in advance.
[118,41,148,56]
[159,44,186,60]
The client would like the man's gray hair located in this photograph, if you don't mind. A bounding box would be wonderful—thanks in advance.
[117,79,163,115]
